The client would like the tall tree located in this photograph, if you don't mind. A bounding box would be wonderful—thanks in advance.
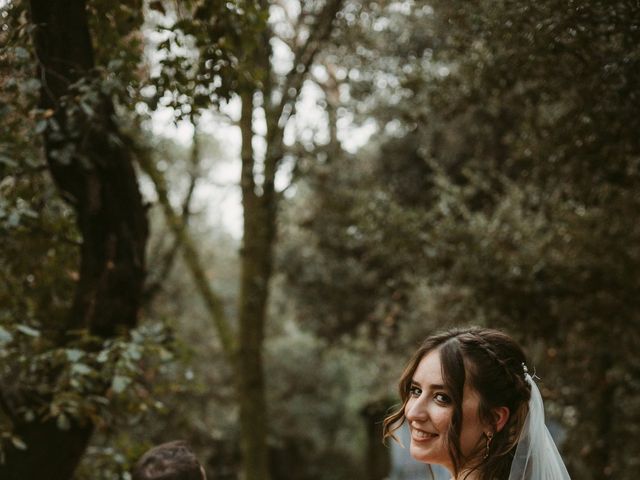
[0,0,148,478]
[236,1,343,478]
[142,1,345,478]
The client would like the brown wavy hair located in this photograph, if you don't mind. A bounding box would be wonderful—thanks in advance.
[383,327,531,480]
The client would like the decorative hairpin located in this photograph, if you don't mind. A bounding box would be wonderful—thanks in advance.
[522,362,540,381]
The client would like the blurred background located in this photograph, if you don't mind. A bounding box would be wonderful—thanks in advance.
[1,0,639,479]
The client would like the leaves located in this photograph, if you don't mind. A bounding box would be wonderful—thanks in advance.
[71,363,93,376]
[0,326,13,345]
[111,375,131,394]
[10,436,27,451]
[146,0,268,120]
[66,349,85,362]
[16,324,40,337]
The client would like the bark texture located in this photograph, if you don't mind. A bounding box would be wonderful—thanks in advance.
[236,89,275,480]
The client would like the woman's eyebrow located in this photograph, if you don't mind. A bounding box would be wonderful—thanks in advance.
[410,380,446,390]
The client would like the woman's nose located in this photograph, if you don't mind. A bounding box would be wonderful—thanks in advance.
[405,397,428,422]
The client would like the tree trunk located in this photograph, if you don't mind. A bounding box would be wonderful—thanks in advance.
[236,207,274,480]
[0,2,148,479]
[1,420,94,480]
[135,1,344,474]
[236,90,274,480]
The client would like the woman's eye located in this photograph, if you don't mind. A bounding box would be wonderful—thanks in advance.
[409,385,422,397]
[434,392,451,404]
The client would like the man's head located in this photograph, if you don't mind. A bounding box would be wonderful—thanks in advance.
[132,441,206,480]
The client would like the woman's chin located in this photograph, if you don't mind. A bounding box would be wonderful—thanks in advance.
[409,443,434,463]
[409,442,452,472]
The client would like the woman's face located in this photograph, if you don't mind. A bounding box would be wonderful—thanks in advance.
[404,349,488,473]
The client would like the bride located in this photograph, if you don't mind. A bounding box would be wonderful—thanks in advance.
[383,328,570,480]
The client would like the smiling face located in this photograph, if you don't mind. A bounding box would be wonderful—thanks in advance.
[404,349,488,474]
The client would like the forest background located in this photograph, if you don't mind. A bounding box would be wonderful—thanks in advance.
[1,0,639,479]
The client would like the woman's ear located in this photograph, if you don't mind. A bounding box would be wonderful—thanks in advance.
[492,406,510,433]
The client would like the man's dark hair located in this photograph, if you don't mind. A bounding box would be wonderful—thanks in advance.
[132,440,206,480]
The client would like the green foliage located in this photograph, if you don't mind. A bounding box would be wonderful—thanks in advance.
[1,0,145,172]
[147,0,268,119]
[0,313,175,460]
[280,0,640,478]
[1,0,173,475]
[265,321,365,479]
[67,320,185,480]
[0,171,78,347]
[1,0,42,173]
[87,0,145,70]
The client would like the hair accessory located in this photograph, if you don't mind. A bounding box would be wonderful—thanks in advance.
[522,362,540,382]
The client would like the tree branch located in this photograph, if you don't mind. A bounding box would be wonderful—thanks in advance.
[143,130,201,304]
[263,0,344,193]
[269,0,344,138]
[135,143,236,359]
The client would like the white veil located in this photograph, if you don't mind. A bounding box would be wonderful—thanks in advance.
[507,372,571,480]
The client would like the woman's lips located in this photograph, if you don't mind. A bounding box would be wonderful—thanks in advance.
[410,426,439,442]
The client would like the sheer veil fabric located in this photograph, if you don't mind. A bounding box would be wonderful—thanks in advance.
[507,374,571,480]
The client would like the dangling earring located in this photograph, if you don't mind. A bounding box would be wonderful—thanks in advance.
[484,432,494,459]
